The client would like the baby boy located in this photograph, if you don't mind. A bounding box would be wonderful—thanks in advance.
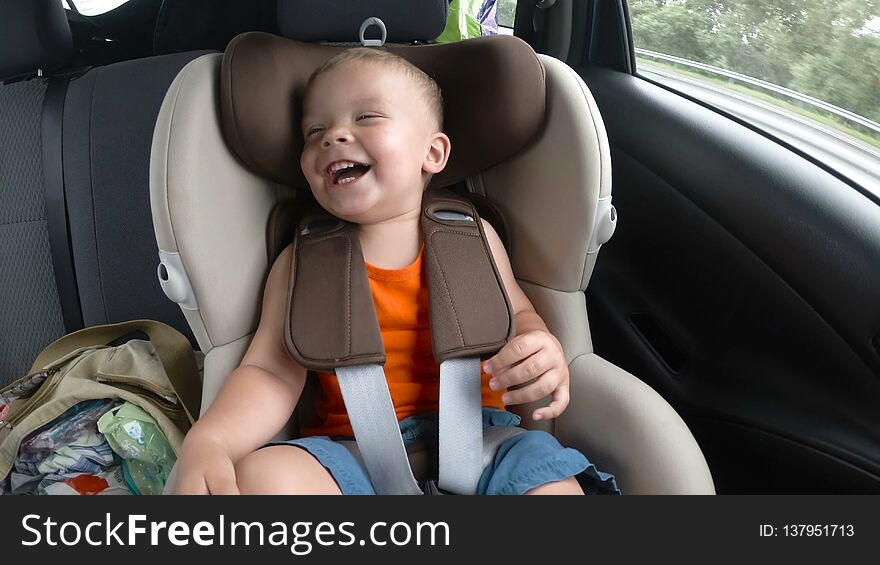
[174,48,611,495]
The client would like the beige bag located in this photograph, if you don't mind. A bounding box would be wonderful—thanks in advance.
[0,320,200,483]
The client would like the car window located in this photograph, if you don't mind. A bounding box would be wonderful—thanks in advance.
[62,0,131,16]
[498,0,517,33]
[629,0,880,196]
[437,1,517,41]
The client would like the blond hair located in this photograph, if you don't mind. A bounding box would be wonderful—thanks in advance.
[306,48,444,131]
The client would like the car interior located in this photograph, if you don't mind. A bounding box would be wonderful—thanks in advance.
[2,0,878,494]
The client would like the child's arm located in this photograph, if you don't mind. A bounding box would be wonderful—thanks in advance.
[174,245,308,494]
[480,219,571,422]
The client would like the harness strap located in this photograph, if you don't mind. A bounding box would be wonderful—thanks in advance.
[337,419,528,495]
[285,189,517,495]
[421,190,514,362]
[285,217,385,371]
[438,357,483,494]
[335,364,421,495]
[482,425,527,469]
[284,189,514,370]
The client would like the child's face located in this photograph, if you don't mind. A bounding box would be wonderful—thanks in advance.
[300,61,448,224]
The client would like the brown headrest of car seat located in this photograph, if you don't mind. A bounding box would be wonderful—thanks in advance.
[220,32,546,188]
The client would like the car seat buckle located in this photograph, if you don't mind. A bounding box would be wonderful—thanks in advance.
[421,480,452,495]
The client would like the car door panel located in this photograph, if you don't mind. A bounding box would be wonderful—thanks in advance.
[580,67,880,493]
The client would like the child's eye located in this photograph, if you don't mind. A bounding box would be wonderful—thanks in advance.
[357,114,380,121]
[305,126,324,136]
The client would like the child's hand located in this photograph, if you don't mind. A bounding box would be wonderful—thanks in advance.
[175,435,240,495]
[483,329,570,421]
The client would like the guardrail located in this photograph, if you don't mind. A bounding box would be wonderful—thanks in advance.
[635,48,880,137]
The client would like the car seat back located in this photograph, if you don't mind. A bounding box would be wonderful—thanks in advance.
[0,0,214,388]
[0,0,74,386]
[150,5,714,493]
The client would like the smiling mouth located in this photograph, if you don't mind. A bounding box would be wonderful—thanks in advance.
[327,160,372,186]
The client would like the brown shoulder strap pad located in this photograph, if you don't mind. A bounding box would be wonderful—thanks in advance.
[284,209,385,371]
[421,189,515,362]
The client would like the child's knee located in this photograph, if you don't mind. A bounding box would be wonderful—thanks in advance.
[234,448,278,493]
[235,446,340,494]
[524,476,585,495]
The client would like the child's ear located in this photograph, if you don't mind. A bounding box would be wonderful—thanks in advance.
[422,132,451,175]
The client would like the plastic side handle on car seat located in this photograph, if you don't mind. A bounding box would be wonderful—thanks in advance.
[157,251,198,310]
[588,195,617,254]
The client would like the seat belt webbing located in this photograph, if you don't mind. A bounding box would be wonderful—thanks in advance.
[481,425,527,469]
[336,364,422,495]
[438,357,483,495]
[41,77,83,333]
[337,359,516,495]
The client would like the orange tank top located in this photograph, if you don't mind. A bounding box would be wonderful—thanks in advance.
[300,247,506,437]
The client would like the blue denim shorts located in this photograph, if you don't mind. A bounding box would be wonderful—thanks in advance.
[264,408,619,495]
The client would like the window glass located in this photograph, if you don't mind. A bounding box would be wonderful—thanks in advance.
[630,1,880,193]
[62,0,130,16]
[498,0,518,29]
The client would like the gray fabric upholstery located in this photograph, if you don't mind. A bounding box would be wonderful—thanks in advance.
[153,0,277,55]
[277,0,448,42]
[63,52,210,345]
[0,78,65,386]
[0,0,72,81]
[0,50,209,387]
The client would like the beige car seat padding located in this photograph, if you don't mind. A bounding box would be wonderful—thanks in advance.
[480,56,611,294]
[559,353,716,494]
[151,54,286,350]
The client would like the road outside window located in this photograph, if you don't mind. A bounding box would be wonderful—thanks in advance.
[630,1,880,196]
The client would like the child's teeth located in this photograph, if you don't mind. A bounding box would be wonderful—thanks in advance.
[332,161,356,173]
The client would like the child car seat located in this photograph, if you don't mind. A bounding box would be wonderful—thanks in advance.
[150,2,714,494]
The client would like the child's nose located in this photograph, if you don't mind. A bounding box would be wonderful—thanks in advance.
[322,127,353,148]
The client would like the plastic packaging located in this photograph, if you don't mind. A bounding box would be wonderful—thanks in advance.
[97,402,176,495]
[436,0,498,43]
